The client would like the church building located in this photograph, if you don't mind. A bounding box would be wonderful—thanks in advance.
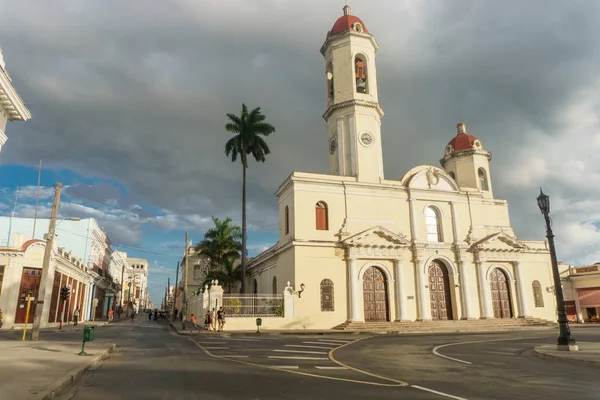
[245,6,557,328]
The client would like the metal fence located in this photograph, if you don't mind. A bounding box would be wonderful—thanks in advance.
[222,294,284,318]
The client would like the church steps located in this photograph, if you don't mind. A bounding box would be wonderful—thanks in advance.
[332,318,551,331]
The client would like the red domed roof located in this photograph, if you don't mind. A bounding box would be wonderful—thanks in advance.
[330,6,368,35]
[447,122,481,152]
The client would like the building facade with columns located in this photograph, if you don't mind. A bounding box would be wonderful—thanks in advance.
[0,47,31,156]
[125,257,149,312]
[245,6,557,329]
[0,234,91,330]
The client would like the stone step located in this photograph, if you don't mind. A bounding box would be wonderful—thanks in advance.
[333,318,551,330]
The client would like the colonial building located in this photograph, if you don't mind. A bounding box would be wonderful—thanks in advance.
[125,257,149,312]
[0,46,31,155]
[560,262,600,323]
[244,6,558,329]
[0,233,90,329]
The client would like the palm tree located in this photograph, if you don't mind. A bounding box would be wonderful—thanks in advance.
[197,216,242,270]
[225,104,275,293]
[202,257,241,293]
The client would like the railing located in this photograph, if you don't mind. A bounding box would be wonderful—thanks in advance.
[222,294,284,318]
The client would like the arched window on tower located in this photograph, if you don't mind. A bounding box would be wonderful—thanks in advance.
[425,206,443,242]
[533,281,544,307]
[354,55,368,94]
[284,206,290,235]
[326,62,334,102]
[316,201,329,231]
[478,168,489,191]
[320,279,334,311]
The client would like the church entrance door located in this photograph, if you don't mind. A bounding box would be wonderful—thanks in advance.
[490,268,512,318]
[363,266,388,322]
[428,261,453,320]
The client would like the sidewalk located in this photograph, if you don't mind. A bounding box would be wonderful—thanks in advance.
[534,342,600,368]
[0,337,116,400]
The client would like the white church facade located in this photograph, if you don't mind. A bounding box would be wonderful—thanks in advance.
[243,6,557,329]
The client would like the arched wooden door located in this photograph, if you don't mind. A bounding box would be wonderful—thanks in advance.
[490,268,512,318]
[428,261,453,320]
[363,266,388,322]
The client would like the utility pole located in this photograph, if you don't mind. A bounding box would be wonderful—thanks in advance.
[31,182,62,341]
[182,231,189,330]
[171,261,179,322]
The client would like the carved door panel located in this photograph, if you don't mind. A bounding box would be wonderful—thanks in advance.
[363,267,388,322]
[490,269,512,318]
[428,261,453,320]
[14,268,42,324]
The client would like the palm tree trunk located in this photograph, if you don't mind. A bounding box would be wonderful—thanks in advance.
[241,154,247,294]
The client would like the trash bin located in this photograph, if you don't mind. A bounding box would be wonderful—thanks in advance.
[83,325,95,342]
[256,318,262,327]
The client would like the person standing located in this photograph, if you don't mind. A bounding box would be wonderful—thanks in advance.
[73,308,80,326]
[190,314,197,332]
[108,309,114,323]
[210,308,216,331]
[217,307,224,332]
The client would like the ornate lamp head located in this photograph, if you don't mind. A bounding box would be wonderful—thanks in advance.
[537,188,550,215]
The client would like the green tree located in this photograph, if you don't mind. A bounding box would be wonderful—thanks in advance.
[196,216,242,270]
[202,257,241,293]
[225,104,275,293]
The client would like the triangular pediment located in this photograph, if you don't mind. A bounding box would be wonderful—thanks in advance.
[342,226,410,247]
[471,231,527,251]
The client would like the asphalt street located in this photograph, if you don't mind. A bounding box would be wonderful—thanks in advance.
[49,319,600,400]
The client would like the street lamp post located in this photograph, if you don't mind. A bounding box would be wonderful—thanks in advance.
[536,189,578,351]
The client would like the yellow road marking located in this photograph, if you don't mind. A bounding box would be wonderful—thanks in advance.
[190,338,408,387]
[328,337,409,386]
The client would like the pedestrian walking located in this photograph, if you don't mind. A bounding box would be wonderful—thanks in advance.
[217,307,224,332]
[108,309,114,323]
[154,309,158,321]
[190,314,197,332]
[204,310,211,331]
[148,310,152,321]
[217,307,226,332]
[210,308,216,331]
[131,311,135,321]
[73,308,79,326]
[117,306,122,320]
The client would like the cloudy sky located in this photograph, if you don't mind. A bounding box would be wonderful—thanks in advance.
[1,0,599,305]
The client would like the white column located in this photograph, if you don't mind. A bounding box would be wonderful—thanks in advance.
[408,198,419,241]
[514,262,531,318]
[459,260,476,319]
[394,258,408,321]
[450,202,460,244]
[415,258,431,320]
[476,261,494,318]
[347,258,361,322]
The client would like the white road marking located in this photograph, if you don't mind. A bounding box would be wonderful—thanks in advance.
[223,355,249,358]
[205,347,229,350]
[273,366,299,369]
[285,345,334,350]
[315,366,348,370]
[302,341,337,347]
[412,385,469,400]
[221,338,264,342]
[268,356,330,360]
[273,349,328,355]
[317,339,351,344]
[432,336,544,365]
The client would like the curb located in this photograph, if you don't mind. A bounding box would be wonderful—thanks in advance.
[533,346,600,368]
[37,343,117,400]
[168,320,554,337]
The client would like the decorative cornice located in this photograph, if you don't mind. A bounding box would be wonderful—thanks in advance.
[322,99,384,120]
[0,68,31,121]
[342,225,410,247]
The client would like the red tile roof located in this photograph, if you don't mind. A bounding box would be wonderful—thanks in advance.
[331,14,368,34]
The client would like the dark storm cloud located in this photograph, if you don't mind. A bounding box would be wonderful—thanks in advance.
[1,0,600,263]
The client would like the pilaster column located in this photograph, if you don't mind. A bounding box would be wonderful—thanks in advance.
[514,262,531,318]
[347,257,361,322]
[476,260,494,318]
[458,260,476,319]
[415,257,431,320]
[394,258,408,321]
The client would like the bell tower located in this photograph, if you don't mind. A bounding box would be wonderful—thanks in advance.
[320,6,384,183]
